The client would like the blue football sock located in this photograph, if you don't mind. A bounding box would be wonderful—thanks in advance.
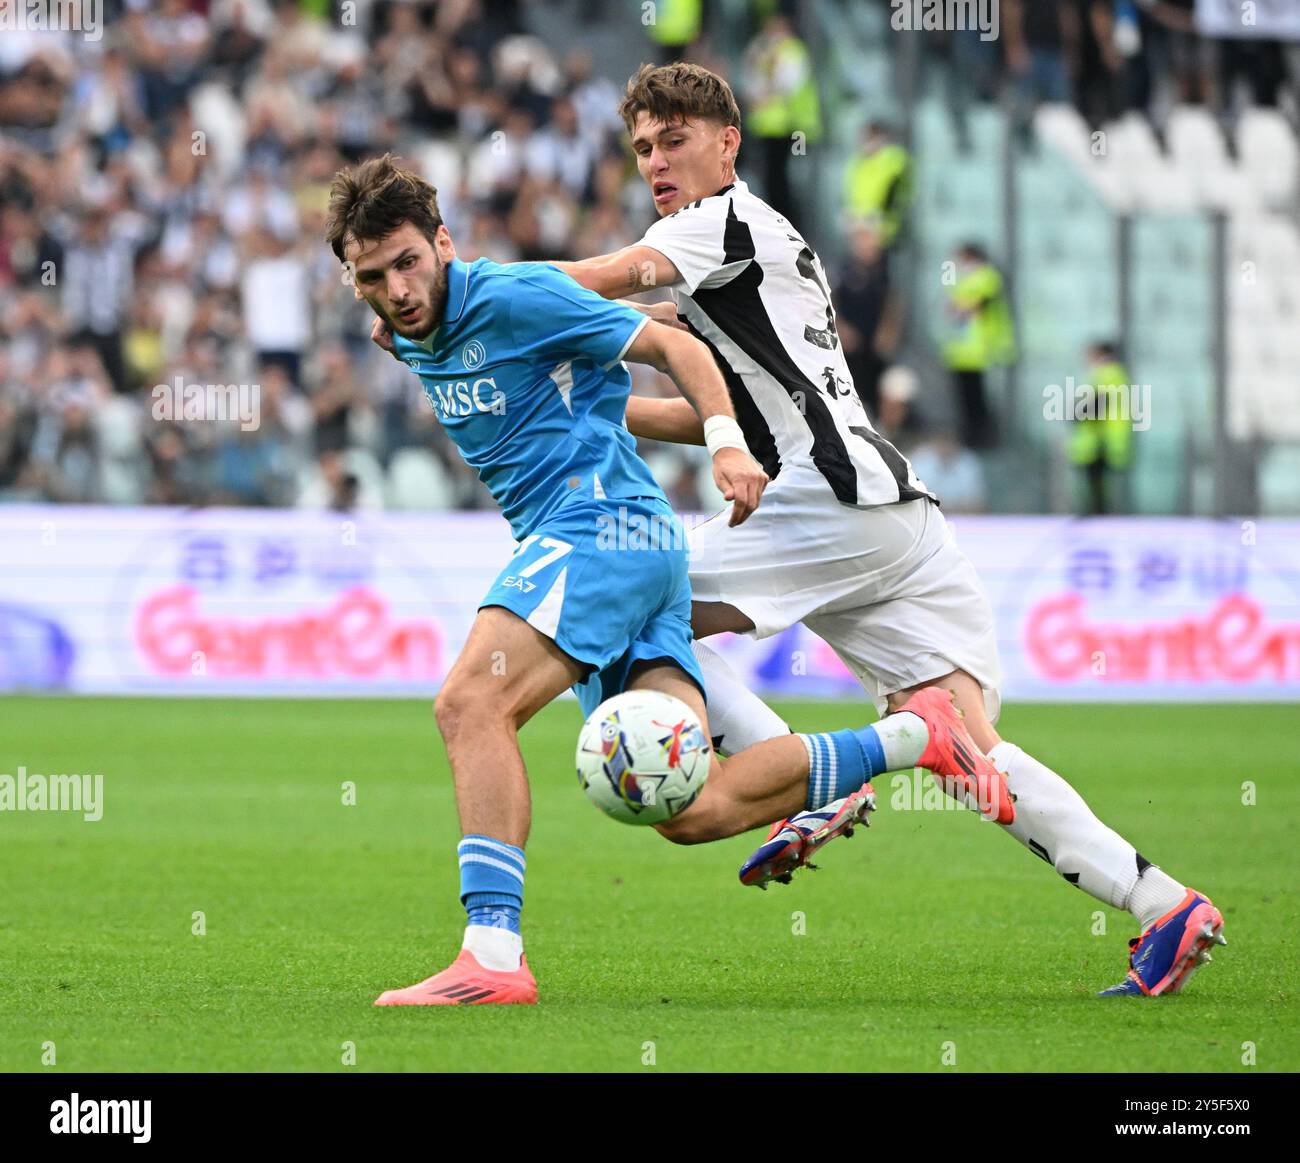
[458,834,524,935]
[798,728,888,811]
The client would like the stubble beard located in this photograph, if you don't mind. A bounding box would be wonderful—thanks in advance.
[389,257,450,342]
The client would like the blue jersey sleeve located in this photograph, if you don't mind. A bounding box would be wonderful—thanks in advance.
[507,265,649,370]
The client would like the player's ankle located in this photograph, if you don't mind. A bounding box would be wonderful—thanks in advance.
[1128,866,1188,932]
[463,925,524,972]
[866,711,929,770]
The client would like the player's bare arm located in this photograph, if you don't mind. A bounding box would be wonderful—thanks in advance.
[623,321,767,526]
[551,245,681,300]
[614,299,688,329]
[372,260,686,357]
[625,395,705,445]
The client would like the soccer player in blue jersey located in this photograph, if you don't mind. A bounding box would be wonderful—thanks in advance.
[328,155,1005,1005]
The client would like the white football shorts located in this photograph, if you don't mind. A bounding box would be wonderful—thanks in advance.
[687,465,1003,722]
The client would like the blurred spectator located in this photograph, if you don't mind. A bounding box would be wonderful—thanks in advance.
[240,228,310,383]
[835,220,898,420]
[1082,0,1133,127]
[0,350,35,497]
[0,200,63,290]
[842,122,912,249]
[145,420,208,505]
[208,1,273,93]
[564,50,626,151]
[908,430,987,514]
[27,346,111,503]
[941,243,1016,451]
[647,0,704,65]
[298,449,382,512]
[1139,0,1212,109]
[212,420,296,506]
[1069,341,1134,516]
[0,42,75,146]
[873,366,927,453]
[526,94,596,201]
[325,56,394,165]
[61,197,149,393]
[132,0,212,127]
[742,11,821,221]
[222,166,298,242]
[1004,0,1077,108]
[1215,31,1292,123]
[306,344,361,455]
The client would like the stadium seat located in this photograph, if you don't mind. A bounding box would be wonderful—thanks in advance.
[966,105,1007,154]
[1126,159,1199,212]
[344,447,389,506]
[915,97,959,154]
[1129,426,1188,514]
[1133,215,1214,269]
[1238,108,1300,209]
[1016,159,1070,210]
[1195,164,1258,213]
[1081,163,1137,212]
[1105,113,1162,166]
[1032,104,1092,164]
[386,448,457,511]
[1257,444,1300,513]
[1167,107,1227,170]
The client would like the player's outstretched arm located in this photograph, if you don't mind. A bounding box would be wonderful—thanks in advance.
[625,396,705,445]
[552,245,681,300]
[624,322,767,526]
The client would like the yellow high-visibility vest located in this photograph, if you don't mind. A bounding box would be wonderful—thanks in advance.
[1069,360,1134,469]
[649,0,702,46]
[748,36,822,141]
[942,264,1016,370]
[844,143,913,245]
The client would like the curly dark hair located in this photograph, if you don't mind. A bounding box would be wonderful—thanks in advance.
[325,153,443,262]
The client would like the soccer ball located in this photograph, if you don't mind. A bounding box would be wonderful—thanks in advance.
[575,690,711,826]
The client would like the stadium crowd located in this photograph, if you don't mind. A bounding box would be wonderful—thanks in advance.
[0,0,762,514]
[946,0,1300,135]
[4,1,1294,516]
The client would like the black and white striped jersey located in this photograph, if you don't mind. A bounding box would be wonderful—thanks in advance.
[638,179,934,508]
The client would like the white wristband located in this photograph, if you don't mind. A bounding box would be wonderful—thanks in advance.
[703,415,748,457]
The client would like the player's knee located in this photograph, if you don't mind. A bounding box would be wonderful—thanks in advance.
[434,679,498,741]
[432,686,461,739]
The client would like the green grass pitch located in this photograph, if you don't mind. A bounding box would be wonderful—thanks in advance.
[1,696,1296,1073]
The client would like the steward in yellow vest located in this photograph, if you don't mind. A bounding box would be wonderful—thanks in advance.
[1071,342,1134,514]
[844,123,913,248]
[941,243,1016,448]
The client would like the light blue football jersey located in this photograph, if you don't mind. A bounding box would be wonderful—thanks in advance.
[393,258,666,540]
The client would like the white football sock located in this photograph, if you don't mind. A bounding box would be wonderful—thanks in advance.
[462,925,523,972]
[691,639,791,754]
[989,741,1163,914]
[872,711,929,771]
[1127,866,1190,933]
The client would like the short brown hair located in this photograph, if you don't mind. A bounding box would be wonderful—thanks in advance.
[325,153,442,262]
[618,62,742,136]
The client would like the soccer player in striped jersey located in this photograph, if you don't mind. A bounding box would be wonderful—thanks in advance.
[549,62,1224,998]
